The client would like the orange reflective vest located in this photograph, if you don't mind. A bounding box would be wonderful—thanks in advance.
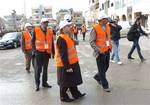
[34,27,53,54]
[73,27,78,34]
[55,34,78,67]
[93,23,112,53]
[22,31,32,50]
[81,26,86,33]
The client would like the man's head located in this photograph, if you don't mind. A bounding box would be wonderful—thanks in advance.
[24,23,33,31]
[135,17,141,25]
[98,13,108,25]
[40,18,49,29]
[64,14,72,22]
[59,20,73,35]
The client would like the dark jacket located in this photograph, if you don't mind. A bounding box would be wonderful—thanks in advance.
[129,23,148,40]
[56,37,83,87]
[110,23,122,41]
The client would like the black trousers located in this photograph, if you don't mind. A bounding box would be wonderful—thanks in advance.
[60,86,81,99]
[82,32,86,40]
[34,52,50,87]
[128,38,144,60]
[94,51,110,88]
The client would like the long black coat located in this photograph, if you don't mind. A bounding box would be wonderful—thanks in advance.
[56,36,83,87]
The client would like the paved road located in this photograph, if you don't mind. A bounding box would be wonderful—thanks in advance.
[0,33,150,105]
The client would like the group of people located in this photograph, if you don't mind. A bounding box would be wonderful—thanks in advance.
[21,13,149,102]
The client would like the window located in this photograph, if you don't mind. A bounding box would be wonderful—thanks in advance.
[111,3,114,7]
[102,3,104,10]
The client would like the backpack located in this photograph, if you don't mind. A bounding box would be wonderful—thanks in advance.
[127,25,136,41]
[127,31,134,41]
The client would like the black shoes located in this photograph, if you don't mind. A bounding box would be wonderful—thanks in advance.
[141,58,146,62]
[36,87,40,91]
[25,68,31,73]
[128,56,134,60]
[73,93,86,99]
[93,76,101,85]
[42,83,52,88]
[61,98,74,102]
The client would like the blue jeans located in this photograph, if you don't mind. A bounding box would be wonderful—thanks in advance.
[111,40,120,62]
[128,38,144,60]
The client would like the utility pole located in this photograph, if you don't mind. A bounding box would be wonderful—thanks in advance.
[24,0,26,17]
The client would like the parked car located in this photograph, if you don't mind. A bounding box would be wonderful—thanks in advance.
[0,32,21,49]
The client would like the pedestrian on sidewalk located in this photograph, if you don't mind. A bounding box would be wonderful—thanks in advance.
[73,25,78,40]
[32,18,55,91]
[80,24,87,41]
[127,17,149,62]
[21,23,34,73]
[55,20,86,102]
[89,13,112,92]
[109,18,123,65]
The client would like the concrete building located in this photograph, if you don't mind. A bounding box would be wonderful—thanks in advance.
[4,10,23,31]
[31,5,53,26]
[72,11,85,29]
[56,8,73,23]
[88,0,150,30]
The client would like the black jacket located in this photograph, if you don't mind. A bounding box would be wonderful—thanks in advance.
[129,23,148,40]
[110,23,122,41]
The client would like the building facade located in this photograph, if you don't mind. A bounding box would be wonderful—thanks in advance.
[31,5,53,26]
[88,0,150,30]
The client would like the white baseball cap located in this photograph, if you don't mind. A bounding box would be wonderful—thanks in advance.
[64,14,72,22]
[40,18,49,23]
[24,23,32,28]
[59,20,72,29]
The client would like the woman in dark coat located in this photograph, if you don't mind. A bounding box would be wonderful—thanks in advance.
[56,20,85,102]
[128,17,149,62]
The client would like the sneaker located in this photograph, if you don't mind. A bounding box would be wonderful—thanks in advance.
[103,87,111,92]
[128,57,134,60]
[110,60,116,63]
[117,61,123,65]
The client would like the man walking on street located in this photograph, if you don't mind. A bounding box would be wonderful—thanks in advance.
[21,23,34,73]
[89,14,112,92]
[55,20,85,102]
[80,24,87,41]
[32,18,55,91]
[109,19,123,65]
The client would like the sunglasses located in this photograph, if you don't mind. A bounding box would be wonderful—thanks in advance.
[67,19,72,22]
[43,21,49,24]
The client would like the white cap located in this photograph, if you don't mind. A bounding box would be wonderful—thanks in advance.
[25,23,32,28]
[98,13,108,20]
[59,20,72,29]
[40,18,49,23]
[64,14,72,22]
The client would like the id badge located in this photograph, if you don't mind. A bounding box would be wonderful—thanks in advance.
[44,43,49,49]
[106,41,110,46]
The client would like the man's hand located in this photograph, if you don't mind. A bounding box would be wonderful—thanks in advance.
[66,68,73,73]
[32,51,36,57]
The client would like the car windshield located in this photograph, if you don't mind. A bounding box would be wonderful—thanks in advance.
[2,33,17,40]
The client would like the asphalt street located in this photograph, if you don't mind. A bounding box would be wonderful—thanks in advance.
[0,33,150,105]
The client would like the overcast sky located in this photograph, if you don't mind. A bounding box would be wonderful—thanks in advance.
[0,0,89,18]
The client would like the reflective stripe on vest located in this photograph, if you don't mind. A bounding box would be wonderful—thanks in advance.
[22,31,32,50]
[93,23,112,53]
[35,27,53,54]
[55,34,78,67]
